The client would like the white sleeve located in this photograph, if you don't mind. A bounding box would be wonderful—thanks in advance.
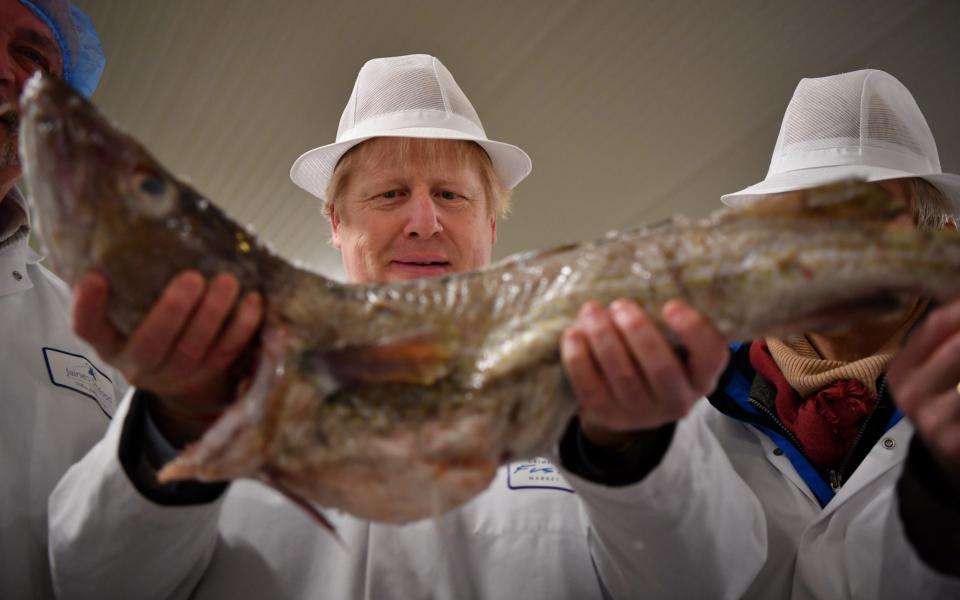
[561,404,768,600]
[48,390,226,600]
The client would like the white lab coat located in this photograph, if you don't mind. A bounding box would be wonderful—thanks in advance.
[48,390,766,599]
[698,399,960,599]
[0,189,125,599]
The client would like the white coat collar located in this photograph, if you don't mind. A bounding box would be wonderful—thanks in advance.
[0,188,44,297]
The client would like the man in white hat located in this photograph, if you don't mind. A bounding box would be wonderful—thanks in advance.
[49,54,764,599]
[0,1,126,598]
[701,69,960,598]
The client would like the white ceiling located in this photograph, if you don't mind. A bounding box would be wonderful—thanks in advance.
[76,0,960,280]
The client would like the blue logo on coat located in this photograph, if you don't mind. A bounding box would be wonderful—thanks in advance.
[43,347,114,418]
[507,458,574,493]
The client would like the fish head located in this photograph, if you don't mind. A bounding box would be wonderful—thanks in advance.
[18,72,191,285]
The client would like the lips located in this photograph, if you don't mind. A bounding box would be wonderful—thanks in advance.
[389,255,452,279]
[396,259,448,266]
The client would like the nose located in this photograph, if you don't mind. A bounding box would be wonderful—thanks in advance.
[403,187,443,239]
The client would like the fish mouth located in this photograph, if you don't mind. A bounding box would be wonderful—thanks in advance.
[16,82,96,276]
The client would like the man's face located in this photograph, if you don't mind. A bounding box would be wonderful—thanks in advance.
[0,0,64,181]
[330,138,497,284]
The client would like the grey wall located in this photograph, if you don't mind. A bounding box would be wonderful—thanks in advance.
[79,0,960,279]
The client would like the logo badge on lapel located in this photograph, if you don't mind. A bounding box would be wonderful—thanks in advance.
[507,457,574,493]
[43,347,115,418]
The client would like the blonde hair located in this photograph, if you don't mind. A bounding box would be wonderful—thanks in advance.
[904,178,955,231]
[324,138,511,221]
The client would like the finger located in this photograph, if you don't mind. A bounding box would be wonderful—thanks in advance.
[72,271,125,359]
[561,326,617,420]
[911,388,960,442]
[918,330,960,398]
[937,425,960,459]
[889,300,960,384]
[662,299,729,396]
[579,302,650,407]
[163,273,241,375]
[124,271,206,373]
[201,291,264,374]
[892,330,960,412]
[610,299,695,416]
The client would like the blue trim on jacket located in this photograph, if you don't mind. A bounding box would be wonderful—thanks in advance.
[714,342,903,508]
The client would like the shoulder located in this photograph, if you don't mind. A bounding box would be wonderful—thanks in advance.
[28,261,73,297]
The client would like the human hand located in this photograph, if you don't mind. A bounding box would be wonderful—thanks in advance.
[888,297,960,485]
[560,299,729,448]
[72,270,263,446]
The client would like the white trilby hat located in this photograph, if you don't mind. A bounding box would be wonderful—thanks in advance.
[290,54,532,203]
[722,69,960,214]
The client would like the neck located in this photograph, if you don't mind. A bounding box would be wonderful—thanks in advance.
[807,299,921,361]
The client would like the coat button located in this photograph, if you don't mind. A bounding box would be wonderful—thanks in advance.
[773,448,784,456]
[882,438,896,450]
[12,270,22,281]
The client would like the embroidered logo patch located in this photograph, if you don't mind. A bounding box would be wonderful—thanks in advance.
[43,347,114,418]
[507,457,574,493]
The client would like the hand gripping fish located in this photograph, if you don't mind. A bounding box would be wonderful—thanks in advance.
[18,73,960,525]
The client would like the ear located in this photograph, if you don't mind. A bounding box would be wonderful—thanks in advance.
[489,215,497,246]
[330,205,343,250]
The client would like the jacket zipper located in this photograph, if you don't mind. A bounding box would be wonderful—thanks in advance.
[828,377,889,492]
[747,397,806,456]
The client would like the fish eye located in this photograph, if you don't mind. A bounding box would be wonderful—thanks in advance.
[138,174,166,196]
[130,169,176,219]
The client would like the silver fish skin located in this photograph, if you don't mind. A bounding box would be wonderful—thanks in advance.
[18,72,960,524]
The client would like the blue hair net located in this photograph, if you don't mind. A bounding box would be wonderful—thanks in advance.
[18,0,105,97]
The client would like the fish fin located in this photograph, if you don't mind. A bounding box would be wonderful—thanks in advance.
[304,333,453,386]
[155,398,264,483]
[262,468,345,548]
[157,325,292,484]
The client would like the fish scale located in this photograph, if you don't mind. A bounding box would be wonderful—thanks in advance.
[18,72,960,525]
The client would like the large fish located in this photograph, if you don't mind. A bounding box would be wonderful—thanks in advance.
[18,73,960,525]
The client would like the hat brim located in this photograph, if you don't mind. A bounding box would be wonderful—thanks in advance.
[290,127,532,202]
[722,165,960,215]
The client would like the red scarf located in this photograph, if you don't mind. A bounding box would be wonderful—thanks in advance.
[749,340,876,469]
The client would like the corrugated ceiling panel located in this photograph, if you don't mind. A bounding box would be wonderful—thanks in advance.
[76,0,960,279]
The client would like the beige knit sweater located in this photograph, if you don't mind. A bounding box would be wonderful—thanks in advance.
[766,300,927,397]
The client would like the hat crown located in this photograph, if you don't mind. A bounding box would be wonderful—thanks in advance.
[337,54,485,141]
[769,69,941,176]
[722,69,960,212]
[289,54,532,204]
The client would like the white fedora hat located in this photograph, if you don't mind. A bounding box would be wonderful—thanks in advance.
[290,54,532,203]
[722,69,960,215]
